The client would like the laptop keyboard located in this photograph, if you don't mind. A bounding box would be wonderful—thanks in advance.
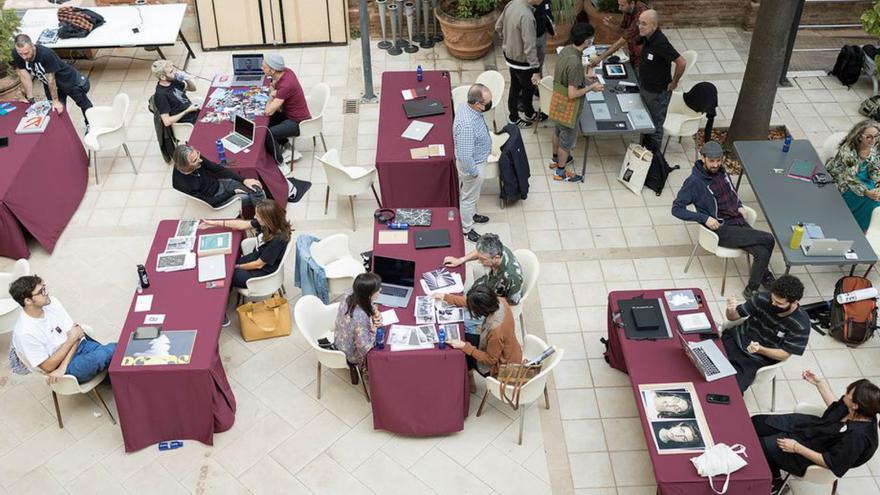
[381,285,408,297]
[235,75,262,82]
[692,347,720,376]
[227,134,250,147]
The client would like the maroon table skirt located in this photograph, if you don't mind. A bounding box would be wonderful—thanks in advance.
[110,220,241,452]
[368,207,469,434]
[188,90,290,206]
[0,102,87,259]
[606,290,772,495]
[375,71,459,209]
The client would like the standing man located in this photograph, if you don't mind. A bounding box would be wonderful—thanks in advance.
[262,53,311,166]
[13,34,93,128]
[550,23,603,183]
[453,84,493,243]
[589,0,648,69]
[672,141,776,298]
[151,60,200,127]
[634,10,686,152]
[532,0,555,101]
[496,0,546,128]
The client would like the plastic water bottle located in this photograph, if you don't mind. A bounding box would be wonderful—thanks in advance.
[417,65,423,82]
[215,139,227,164]
[375,327,385,350]
[438,326,446,349]
[388,222,409,230]
[790,223,805,249]
[782,133,792,153]
[448,209,455,222]
[158,440,183,451]
[137,264,150,290]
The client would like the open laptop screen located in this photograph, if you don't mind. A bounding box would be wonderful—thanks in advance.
[233,115,255,140]
[232,54,263,75]
[372,256,416,287]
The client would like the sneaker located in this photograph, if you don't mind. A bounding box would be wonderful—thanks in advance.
[509,117,533,128]
[528,111,548,122]
[472,214,489,224]
[222,314,231,327]
[549,155,574,169]
[761,272,776,291]
[742,287,757,300]
[771,478,789,495]
[465,229,482,242]
[552,168,583,182]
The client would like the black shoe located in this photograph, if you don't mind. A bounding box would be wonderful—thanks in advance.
[473,214,489,224]
[770,478,788,495]
[761,272,776,291]
[465,229,482,242]
[742,287,757,300]
[222,314,231,327]
[509,117,533,128]
[528,111,548,122]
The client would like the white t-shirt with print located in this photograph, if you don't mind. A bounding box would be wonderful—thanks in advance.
[11,297,75,369]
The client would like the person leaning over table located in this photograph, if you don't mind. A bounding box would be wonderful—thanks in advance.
[200,200,292,289]
[151,59,200,127]
[434,284,523,393]
[752,370,880,495]
[171,144,266,209]
[588,0,649,69]
[261,53,311,166]
[443,233,524,309]
[333,273,382,381]
[825,119,880,231]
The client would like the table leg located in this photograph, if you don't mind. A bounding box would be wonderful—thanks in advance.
[850,265,857,276]
[784,264,791,276]
[580,136,591,179]
[155,46,167,61]
[865,263,876,277]
[178,31,197,70]
[734,172,743,192]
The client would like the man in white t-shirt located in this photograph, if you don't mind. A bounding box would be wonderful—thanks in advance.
[9,276,116,383]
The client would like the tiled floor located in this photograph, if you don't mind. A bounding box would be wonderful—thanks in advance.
[2,25,880,495]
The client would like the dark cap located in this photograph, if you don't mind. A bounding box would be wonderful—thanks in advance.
[569,23,595,47]
[701,141,724,159]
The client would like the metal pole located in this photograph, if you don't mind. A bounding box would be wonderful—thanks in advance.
[431,0,443,42]
[779,0,806,87]
[420,0,434,48]
[359,0,377,101]
[413,0,424,42]
[387,3,403,55]
[404,2,419,53]
[394,1,408,48]
[376,0,392,50]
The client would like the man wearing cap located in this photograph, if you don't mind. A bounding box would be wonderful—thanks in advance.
[262,53,311,166]
[672,141,776,299]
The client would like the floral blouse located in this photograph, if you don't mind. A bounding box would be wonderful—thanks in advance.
[332,293,376,367]
[826,146,880,197]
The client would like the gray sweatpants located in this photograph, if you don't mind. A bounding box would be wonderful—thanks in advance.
[458,163,486,232]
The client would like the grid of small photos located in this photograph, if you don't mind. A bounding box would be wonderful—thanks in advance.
[639,382,714,455]
[385,296,463,351]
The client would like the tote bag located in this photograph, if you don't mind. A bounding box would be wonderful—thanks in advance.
[236,295,291,342]
[617,143,653,195]
[548,81,582,129]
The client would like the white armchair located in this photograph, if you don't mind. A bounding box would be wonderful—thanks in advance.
[234,237,294,304]
[0,259,30,334]
[477,335,563,445]
[866,209,880,262]
[721,317,783,411]
[171,123,194,144]
[293,295,369,401]
[662,91,705,157]
[818,132,846,165]
[483,132,509,209]
[476,70,505,132]
[452,85,469,109]
[174,189,242,220]
[296,83,331,152]
[511,249,539,341]
[684,205,758,296]
[318,149,382,231]
[309,234,366,299]
[83,93,137,184]
[535,75,554,134]
[674,50,699,80]
[777,403,840,494]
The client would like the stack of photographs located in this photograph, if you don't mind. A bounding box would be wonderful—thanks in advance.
[387,325,436,351]
[638,382,713,455]
[423,268,456,291]
[436,301,465,324]
[415,296,435,324]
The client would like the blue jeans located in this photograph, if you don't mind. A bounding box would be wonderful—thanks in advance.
[66,339,116,383]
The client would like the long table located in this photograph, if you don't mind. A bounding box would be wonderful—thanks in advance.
[0,102,86,259]
[109,220,241,452]
[375,71,459,208]
[733,140,878,274]
[606,289,772,495]
[367,207,470,435]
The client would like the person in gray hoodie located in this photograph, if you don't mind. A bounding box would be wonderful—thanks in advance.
[496,0,545,128]
[671,141,776,299]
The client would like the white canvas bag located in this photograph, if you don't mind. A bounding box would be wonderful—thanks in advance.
[690,443,748,494]
[617,143,653,194]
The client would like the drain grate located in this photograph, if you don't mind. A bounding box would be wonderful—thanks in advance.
[343,98,359,114]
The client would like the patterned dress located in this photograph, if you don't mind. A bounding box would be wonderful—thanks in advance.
[826,146,880,230]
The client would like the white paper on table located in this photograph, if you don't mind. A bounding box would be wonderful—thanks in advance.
[381,309,399,326]
[134,295,153,312]
[144,314,165,324]
[419,273,464,295]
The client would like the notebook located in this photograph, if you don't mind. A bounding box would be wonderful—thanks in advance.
[591,103,612,120]
[677,312,712,333]
[403,98,445,119]
[788,160,817,182]
[586,91,605,102]
[414,229,451,249]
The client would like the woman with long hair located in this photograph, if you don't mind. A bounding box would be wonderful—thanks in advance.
[825,119,880,230]
[333,273,382,370]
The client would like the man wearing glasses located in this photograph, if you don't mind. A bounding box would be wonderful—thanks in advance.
[9,276,116,383]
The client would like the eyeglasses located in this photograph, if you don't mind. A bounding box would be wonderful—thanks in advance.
[864,134,879,141]
[31,285,47,297]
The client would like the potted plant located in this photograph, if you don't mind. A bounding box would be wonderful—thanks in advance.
[0,1,22,100]
[435,0,502,60]
[583,0,622,44]
[862,1,880,71]
[546,0,580,51]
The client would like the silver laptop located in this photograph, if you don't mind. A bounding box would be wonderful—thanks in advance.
[373,256,416,308]
[231,54,264,86]
[198,254,226,282]
[677,333,737,382]
[221,115,255,153]
[801,238,854,257]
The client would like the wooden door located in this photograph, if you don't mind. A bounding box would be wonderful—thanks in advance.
[213,0,265,46]
[279,0,331,43]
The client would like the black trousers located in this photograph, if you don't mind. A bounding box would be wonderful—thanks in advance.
[43,79,92,124]
[508,67,536,122]
[751,414,815,479]
[265,112,301,164]
[715,223,776,291]
[232,250,272,288]
[721,328,776,392]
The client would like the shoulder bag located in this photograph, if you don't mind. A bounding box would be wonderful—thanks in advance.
[496,362,542,410]
[690,443,748,494]
[236,295,291,342]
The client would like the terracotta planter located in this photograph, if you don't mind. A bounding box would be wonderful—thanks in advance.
[0,75,22,101]
[435,1,500,60]
[583,1,621,44]
[546,21,572,51]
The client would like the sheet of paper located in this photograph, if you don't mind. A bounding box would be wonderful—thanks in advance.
[144,314,165,324]
[410,147,431,160]
[378,230,408,244]
[134,295,153,312]
[381,309,399,326]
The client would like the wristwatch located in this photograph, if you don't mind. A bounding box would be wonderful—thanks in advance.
[27,97,35,103]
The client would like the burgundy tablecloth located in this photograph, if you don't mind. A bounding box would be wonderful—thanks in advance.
[0,102,87,259]
[368,207,469,435]
[606,290,772,495]
[110,220,241,452]
[188,88,290,206]
[375,71,458,208]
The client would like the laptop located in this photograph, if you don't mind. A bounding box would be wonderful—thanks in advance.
[198,254,226,282]
[231,54,264,86]
[801,238,854,257]
[403,98,445,119]
[221,114,255,153]
[677,333,737,382]
[414,229,450,249]
[373,256,416,308]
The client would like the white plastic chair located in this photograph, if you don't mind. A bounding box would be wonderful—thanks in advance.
[662,91,705,156]
[674,50,699,80]
[818,132,847,165]
[234,236,294,305]
[83,93,137,185]
[483,132,509,209]
[17,324,116,429]
[318,149,382,231]
[778,403,840,494]
[173,189,242,220]
[296,82,331,152]
[477,335,563,445]
[293,295,370,401]
[535,75,554,134]
[683,205,758,296]
[721,317,783,411]
[309,234,366,298]
[476,70,505,132]
[511,249,539,341]
[452,85,469,109]
[0,259,30,334]
[171,122,194,144]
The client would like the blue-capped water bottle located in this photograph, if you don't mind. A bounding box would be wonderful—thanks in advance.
[216,139,227,164]
[438,326,446,349]
[417,65,423,82]
[375,326,385,350]
[782,133,792,153]
[388,222,409,230]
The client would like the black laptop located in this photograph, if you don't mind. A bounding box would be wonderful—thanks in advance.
[414,229,451,249]
[403,98,445,119]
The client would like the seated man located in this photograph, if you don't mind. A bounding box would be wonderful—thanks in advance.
[672,140,776,298]
[721,275,810,393]
[10,276,116,383]
[151,59,200,127]
[261,53,311,166]
[171,144,266,208]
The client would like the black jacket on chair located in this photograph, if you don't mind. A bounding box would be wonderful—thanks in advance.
[149,95,176,163]
[498,124,530,202]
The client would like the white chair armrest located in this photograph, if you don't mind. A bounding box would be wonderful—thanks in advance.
[698,226,721,252]
[794,402,826,417]
[315,347,350,369]
[343,165,376,180]
[84,107,120,128]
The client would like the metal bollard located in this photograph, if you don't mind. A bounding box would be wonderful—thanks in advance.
[419,0,434,49]
[376,0,392,50]
[387,3,403,55]
[413,0,424,42]
[404,2,419,53]
[431,0,443,42]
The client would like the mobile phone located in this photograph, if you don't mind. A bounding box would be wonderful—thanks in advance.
[706,393,730,405]
[0,137,8,148]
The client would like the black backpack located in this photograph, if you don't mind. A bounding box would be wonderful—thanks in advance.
[829,45,864,87]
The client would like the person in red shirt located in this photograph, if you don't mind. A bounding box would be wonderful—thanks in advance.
[261,53,311,165]
[588,0,648,68]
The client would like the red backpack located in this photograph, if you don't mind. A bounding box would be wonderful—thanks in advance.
[829,276,877,346]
